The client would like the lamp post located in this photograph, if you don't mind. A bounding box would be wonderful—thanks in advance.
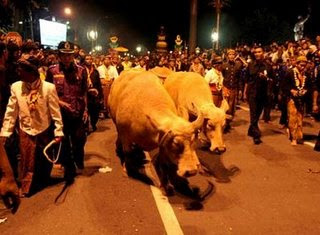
[136,46,142,53]
[87,30,98,52]
[211,30,219,50]
[64,7,72,16]
[63,6,78,42]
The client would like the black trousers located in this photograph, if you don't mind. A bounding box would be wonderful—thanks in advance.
[248,94,267,138]
[279,95,288,126]
[61,116,87,178]
[88,102,100,129]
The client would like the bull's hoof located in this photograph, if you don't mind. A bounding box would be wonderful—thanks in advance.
[184,201,203,211]
[315,140,320,151]
[162,185,175,196]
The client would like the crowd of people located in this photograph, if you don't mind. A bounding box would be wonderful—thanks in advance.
[0,34,319,198]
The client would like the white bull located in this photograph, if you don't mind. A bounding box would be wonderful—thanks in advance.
[164,72,229,153]
[108,70,204,195]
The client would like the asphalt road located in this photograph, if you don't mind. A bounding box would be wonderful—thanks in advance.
[1,105,320,235]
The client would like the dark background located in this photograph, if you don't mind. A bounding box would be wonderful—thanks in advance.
[2,0,320,51]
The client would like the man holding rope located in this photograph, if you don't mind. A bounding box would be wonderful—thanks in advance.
[0,55,63,197]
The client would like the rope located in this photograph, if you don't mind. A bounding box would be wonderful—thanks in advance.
[43,140,62,164]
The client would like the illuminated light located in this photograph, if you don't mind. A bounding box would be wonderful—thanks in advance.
[211,32,219,42]
[64,7,72,15]
[18,21,23,25]
[169,51,173,54]
[67,26,71,29]
[195,47,201,54]
[136,46,142,53]
[87,30,98,41]
[52,16,56,22]
[147,51,150,54]
[66,21,70,25]
[95,45,102,51]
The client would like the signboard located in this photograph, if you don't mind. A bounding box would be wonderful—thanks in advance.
[39,19,67,47]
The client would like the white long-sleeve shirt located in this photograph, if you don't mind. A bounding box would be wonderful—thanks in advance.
[0,80,64,137]
[204,68,224,87]
[97,64,119,81]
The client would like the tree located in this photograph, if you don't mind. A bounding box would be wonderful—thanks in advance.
[189,0,198,54]
[210,0,231,50]
[240,8,291,44]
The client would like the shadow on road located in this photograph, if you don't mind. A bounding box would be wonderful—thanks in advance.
[197,148,240,183]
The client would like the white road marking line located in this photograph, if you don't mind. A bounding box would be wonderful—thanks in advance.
[150,186,184,235]
[236,104,317,149]
[304,141,315,148]
[144,152,184,235]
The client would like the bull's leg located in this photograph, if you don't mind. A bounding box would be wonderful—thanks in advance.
[154,154,174,196]
[167,166,200,200]
[115,137,125,166]
[124,144,154,185]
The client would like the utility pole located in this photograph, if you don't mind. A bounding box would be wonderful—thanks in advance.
[189,0,197,54]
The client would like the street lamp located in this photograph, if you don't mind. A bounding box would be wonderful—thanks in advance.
[211,30,219,50]
[211,32,218,42]
[87,30,98,52]
[136,46,142,53]
[95,45,102,52]
[64,7,72,16]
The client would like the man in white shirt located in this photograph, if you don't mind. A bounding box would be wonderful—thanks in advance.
[204,56,224,107]
[97,56,118,118]
[0,56,63,196]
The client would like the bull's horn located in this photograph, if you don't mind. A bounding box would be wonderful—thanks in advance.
[191,104,204,131]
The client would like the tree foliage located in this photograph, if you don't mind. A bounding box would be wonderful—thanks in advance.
[240,8,292,44]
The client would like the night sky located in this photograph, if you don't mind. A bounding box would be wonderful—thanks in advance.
[49,0,320,51]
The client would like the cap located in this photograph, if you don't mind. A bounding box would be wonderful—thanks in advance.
[18,55,40,74]
[227,49,236,55]
[58,41,74,54]
[296,55,307,63]
[212,56,223,64]
[271,42,278,48]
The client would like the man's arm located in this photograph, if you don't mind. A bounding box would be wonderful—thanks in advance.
[0,142,20,214]
[48,85,64,137]
[0,86,19,138]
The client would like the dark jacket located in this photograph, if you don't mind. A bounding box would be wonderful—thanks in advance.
[46,63,87,118]
[245,60,273,97]
[222,60,243,90]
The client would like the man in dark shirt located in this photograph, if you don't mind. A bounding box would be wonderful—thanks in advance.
[83,54,103,132]
[222,49,243,132]
[46,41,88,183]
[244,46,273,144]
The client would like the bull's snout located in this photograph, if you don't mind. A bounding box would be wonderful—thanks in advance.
[183,169,198,177]
[211,147,226,154]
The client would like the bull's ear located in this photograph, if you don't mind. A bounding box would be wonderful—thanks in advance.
[220,99,229,113]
